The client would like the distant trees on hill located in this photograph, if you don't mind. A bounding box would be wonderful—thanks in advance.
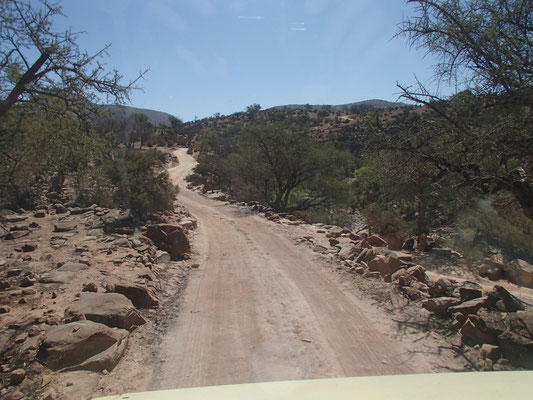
[0,0,175,219]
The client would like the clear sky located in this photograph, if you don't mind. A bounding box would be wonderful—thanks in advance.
[56,0,444,122]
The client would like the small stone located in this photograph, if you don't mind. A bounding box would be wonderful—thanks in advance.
[365,271,382,279]
[82,283,98,293]
[480,344,501,362]
[10,368,26,385]
[18,298,27,304]
[15,332,28,343]
[54,203,67,214]
[41,374,52,387]
[354,266,365,274]
[0,305,11,313]
[28,326,40,337]
[21,244,37,252]
[42,388,57,400]
[6,269,23,277]
[19,276,35,287]
[191,263,200,269]
[22,288,36,295]
[6,391,24,400]
[34,211,46,218]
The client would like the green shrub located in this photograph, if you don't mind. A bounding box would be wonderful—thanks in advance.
[103,149,176,219]
[362,204,415,237]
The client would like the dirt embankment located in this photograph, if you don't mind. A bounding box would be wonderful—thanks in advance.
[0,158,197,400]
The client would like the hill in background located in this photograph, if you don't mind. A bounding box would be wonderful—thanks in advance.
[102,105,174,126]
[268,99,405,112]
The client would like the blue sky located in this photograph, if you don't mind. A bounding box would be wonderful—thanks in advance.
[57,0,444,121]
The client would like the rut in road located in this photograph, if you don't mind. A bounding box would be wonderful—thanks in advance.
[152,148,427,389]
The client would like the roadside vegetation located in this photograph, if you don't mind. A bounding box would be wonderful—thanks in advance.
[0,0,184,220]
[188,0,533,262]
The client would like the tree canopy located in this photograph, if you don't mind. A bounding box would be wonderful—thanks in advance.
[386,0,533,222]
[0,0,146,125]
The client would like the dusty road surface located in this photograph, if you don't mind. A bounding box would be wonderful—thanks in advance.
[152,148,430,390]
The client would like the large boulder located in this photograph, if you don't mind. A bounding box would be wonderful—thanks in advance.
[406,265,428,284]
[101,210,134,234]
[428,278,455,297]
[337,243,355,259]
[144,224,190,260]
[459,281,483,302]
[368,255,403,278]
[514,311,533,339]
[497,332,533,368]
[366,235,387,247]
[489,285,525,312]
[386,235,403,251]
[111,283,159,309]
[354,247,376,264]
[448,296,489,315]
[37,320,128,372]
[479,264,503,281]
[503,259,533,289]
[460,318,498,345]
[53,222,77,233]
[65,293,146,330]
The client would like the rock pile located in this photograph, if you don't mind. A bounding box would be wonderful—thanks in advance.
[0,204,197,399]
[303,227,533,369]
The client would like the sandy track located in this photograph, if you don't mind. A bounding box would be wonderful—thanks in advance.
[152,149,425,389]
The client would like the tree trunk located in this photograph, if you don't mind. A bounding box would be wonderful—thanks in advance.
[0,52,49,121]
[416,195,428,236]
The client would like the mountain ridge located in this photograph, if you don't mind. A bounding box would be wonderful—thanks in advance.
[268,99,405,111]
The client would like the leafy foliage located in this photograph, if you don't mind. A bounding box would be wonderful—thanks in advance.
[193,122,355,214]
[0,0,145,123]
[103,149,177,219]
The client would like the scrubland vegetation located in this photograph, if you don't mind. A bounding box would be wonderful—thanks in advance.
[1,0,531,259]
[188,0,533,262]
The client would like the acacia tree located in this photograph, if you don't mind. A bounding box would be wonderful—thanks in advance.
[228,123,353,212]
[0,0,146,126]
[388,0,533,220]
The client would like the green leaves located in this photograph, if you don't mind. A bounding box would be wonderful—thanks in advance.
[195,121,355,213]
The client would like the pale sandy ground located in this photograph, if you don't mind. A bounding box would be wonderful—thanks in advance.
[95,148,532,398]
[150,149,442,390]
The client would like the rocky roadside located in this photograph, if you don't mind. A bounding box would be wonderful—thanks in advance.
[191,187,533,373]
[0,201,197,400]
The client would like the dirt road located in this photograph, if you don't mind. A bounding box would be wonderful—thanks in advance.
[152,149,428,389]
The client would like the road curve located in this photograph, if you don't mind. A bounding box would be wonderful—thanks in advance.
[152,148,422,390]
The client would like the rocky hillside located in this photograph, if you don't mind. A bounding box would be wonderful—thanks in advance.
[0,185,197,399]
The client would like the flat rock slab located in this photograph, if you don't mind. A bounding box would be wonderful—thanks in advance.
[422,297,461,314]
[40,263,89,284]
[37,320,128,372]
[65,292,146,330]
[40,271,76,284]
[58,262,89,272]
[448,296,489,315]
[53,222,77,232]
